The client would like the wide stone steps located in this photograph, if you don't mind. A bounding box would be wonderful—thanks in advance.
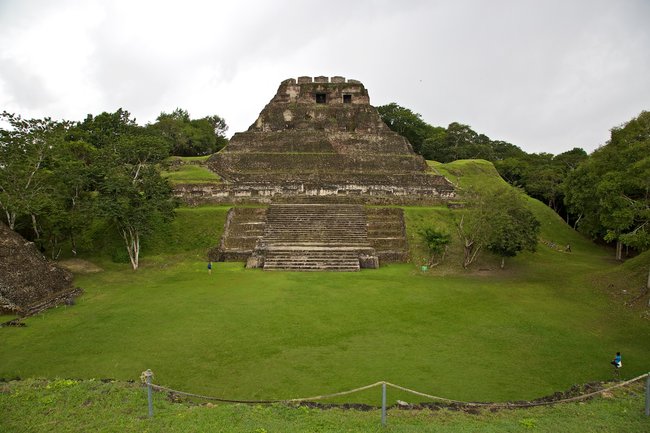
[263,249,360,271]
[366,207,409,263]
[214,204,409,270]
[257,204,373,271]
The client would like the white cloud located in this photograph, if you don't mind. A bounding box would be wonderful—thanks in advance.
[1,0,648,154]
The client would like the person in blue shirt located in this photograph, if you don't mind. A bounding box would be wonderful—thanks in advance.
[610,352,622,368]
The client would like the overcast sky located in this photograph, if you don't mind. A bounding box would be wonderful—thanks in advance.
[1,0,648,154]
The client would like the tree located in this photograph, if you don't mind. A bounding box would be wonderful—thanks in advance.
[378,103,526,163]
[454,187,493,269]
[153,108,228,156]
[377,103,441,154]
[95,125,176,270]
[563,112,650,260]
[0,112,68,232]
[419,227,451,265]
[485,189,540,268]
[45,139,97,256]
[496,148,587,222]
[72,108,137,149]
[455,186,540,269]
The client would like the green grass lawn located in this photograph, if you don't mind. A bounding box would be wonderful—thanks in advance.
[2,378,649,433]
[1,223,648,405]
[161,155,220,184]
[1,160,648,423]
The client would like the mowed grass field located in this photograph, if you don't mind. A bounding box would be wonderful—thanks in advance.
[1,161,649,408]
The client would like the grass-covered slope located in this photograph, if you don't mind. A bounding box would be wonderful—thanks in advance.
[1,160,648,413]
[161,155,221,184]
[2,378,648,433]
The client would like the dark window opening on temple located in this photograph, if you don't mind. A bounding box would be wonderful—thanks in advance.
[316,93,327,104]
[343,94,352,103]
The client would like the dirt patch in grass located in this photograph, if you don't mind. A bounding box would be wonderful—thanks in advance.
[58,259,103,274]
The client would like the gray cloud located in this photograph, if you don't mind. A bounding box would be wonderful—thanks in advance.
[0,57,56,109]
[0,0,648,154]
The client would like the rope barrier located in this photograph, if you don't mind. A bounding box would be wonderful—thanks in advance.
[284,381,384,403]
[149,383,284,404]
[142,372,649,409]
[386,373,649,408]
[148,381,385,404]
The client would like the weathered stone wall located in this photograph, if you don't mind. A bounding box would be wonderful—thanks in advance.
[175,180,454,206]
[210,153,429,177]
[225,131,414,154]
[270,77,370,107]
[251,105,385,133]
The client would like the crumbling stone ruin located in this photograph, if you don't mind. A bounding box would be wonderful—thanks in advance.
[0,222,79,318]
[196,76,455,271]
[177,76,454,205]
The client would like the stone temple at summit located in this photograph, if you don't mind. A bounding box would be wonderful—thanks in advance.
[179,76,456,271]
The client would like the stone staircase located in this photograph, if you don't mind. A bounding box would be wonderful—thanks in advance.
[212,205,409,270]
[254,204,377,271]
[208,208,266,261]
[366,208,409,263]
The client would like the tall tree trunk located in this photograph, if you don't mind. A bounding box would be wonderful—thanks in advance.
[573,213,582,230]
[31,214,40,239]
[615,240,623,261]
[5,209,16,230]
[121,226,140,270]
[500,257,505,269]
[647,267,650,290]
[70,231,77,256]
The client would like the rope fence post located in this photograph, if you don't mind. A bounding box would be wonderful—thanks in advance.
[645,373,650,416]
[144,369,154,418]
[381,381,387,427]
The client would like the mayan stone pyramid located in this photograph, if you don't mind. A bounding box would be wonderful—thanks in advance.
[206,76,454,204]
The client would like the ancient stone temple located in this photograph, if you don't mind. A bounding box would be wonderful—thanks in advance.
[199,76,455,271]
[183,76,454,203]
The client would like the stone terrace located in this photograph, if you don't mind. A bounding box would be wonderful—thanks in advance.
[198,76,455,205]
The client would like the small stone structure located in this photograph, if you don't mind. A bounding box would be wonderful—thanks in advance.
[0,222,78,316]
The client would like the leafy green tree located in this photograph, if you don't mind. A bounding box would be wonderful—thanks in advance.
[486,189,540,268]
[564,112,649,260]
[44,140,97,256]
[377,103,441,154]
[454,187,493,269]
[378,103,525,163]
[72,108,137,149]
[0,112,67,232]
[153,108,228,156]
[94,124,176,269]
[419,227,451,265]
[455,186,540,269]
[495,148,587,220]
